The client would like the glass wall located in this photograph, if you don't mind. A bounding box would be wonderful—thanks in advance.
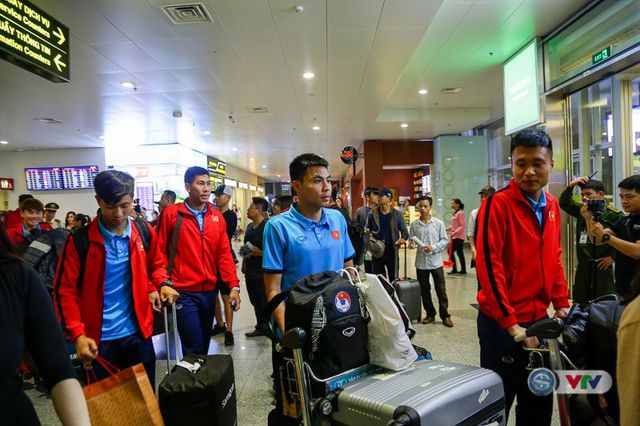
[568,79,615,201]
[633,75,640,174]
[486,120,511,190]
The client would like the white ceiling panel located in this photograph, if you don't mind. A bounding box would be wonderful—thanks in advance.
[0,0,593,179]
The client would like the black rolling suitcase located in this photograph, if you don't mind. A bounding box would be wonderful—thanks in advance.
[393,244,421,323]
[158,305,237,426]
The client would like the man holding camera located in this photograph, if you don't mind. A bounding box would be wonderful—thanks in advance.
[560,176,624,303]
[583,175,640,302]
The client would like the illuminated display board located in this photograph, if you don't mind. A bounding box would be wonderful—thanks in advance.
[503,39,542,135]
[25,165,99,191]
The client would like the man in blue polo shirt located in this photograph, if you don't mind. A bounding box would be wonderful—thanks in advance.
[263,153,354,425]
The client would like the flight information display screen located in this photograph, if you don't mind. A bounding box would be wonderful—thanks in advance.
[25,165,99,191]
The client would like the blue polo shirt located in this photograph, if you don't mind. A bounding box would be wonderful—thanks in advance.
[524,191,547,229]
[98,217,138,340]
[262,204,355,292]
[184,200,208,232]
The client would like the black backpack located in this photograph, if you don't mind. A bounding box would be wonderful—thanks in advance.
[22,228,71,295]
[347,219,366,266]
[264,271,370,380]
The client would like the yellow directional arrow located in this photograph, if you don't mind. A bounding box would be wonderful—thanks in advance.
[53,27,65,45]
[54,54,66,72]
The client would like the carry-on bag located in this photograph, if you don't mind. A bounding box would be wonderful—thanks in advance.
[331,360,505,426]
[82,357,164,426]
[392,244,422,323]
[158,304,237,426]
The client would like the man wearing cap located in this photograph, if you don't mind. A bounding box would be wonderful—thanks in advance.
[468,185,496,267]
[43,202,63,229]
[355,187,379,272]
[4,194,34,228]
[366,188,409,281]
[212,184,239,346]
[156,167,241,356]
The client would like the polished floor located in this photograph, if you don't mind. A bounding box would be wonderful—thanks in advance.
[30,244,561,425]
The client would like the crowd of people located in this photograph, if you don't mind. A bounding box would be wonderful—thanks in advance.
[1,128,639,425]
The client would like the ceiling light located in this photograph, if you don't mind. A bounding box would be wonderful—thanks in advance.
[312,125,320,131]
[121,80,136,89]
[203,130,211,135]
[262,165,267,169]
[98,135,104,140]
[249,158,255,161]
[418,89,428,95]
[302,72,315,80]
[232,147,238,151]
[400,123,408,128]
[277,174,282,178]
[0,140,8,145]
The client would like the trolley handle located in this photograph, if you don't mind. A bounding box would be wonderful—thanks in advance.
[514,317,564,343]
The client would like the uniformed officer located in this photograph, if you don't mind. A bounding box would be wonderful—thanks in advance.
[559,176,624,303]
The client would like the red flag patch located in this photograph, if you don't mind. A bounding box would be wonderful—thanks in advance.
[212,216,220,223]
[331,230,340,239]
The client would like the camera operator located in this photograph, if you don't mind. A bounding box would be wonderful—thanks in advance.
[582,175,640,302]
[560,176,624,303]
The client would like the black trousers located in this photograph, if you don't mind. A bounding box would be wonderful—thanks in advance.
[450,238,466,273]
[477,312,553,425]
[372,251,398,282]
[364,259,373,274]
[246,277,269,331]
[416,267,449,319]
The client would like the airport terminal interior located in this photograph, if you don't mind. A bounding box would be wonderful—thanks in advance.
[1,0,640,425]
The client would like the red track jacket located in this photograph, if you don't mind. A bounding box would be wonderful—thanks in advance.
[156,202,239,292]
[53,218,167,345]
[475,179,570,329]
[6,222,53,246]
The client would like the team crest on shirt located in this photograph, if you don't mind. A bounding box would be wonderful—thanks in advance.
[331,230,340,239]
[212,216,220,223]
[335,291,351,313]
[549,211,556,221]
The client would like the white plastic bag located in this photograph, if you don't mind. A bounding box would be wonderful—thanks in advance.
[340,268,417,370]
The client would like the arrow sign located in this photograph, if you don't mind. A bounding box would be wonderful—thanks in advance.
[54,54,66,72]
[53,27,66,45]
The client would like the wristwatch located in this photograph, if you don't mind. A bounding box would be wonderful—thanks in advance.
[159,280,174,289]
[601,234,611,243]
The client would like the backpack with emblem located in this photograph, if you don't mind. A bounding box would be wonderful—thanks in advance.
[264,271,370,380]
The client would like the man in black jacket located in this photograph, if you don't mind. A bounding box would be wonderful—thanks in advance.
[366,188,408,281]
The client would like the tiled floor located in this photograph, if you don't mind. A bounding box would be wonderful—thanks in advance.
[30,245,560,425]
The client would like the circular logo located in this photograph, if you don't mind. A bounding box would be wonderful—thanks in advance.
[340,146,358,164]
[335,291,352,313]
[527,368,556,397]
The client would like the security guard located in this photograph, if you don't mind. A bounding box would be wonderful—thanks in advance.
[559,176,624,303]
[44,202,63,229]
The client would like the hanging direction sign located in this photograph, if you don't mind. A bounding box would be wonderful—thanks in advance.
[0,0,70,82]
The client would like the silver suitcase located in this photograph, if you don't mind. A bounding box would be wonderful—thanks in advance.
[331,360,505,426]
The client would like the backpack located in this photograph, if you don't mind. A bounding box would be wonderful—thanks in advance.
[264,271,370,380]
[22,228,71,295]
[72,216,152,284]
[347,219,366,266]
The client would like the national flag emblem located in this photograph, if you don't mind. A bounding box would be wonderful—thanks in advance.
[331,230,340,239]
[212,216,220,222]
[549,211,556,221]
[335,291,352,313]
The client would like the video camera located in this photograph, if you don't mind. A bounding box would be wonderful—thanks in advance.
[586,199,605,221]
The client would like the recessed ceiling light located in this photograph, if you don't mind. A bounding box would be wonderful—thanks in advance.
[0,140,8,145]
[249,158,255,161]
[232,147,238,151]
[277,174,282,178]
[121,81,136,89]
[400,123,408,128]
[262,165,267,169]
[98,135,104,140]
[418,89,428,95]
[302,72,315,80]
[203,130,211,135]
[312,125,320,131]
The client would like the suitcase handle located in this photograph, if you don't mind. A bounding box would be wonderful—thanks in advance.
[163,303,180,372]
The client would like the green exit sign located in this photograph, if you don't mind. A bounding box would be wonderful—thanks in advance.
[592,47,612,65]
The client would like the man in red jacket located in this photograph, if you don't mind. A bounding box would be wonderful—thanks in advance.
[3,193,33,228]
[54,170,178,387]
[475,128,570,425]
[156,166,241,356]
[6,198,53,252]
